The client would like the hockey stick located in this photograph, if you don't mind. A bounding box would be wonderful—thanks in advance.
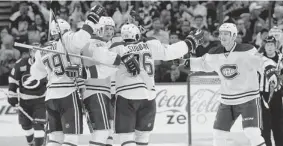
[16,90,47,124]
[14,42,94,61]
[50,8,94,133]
[43,111,49,146]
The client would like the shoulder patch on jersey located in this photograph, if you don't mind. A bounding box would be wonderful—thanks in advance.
[220,64,240,79]
[109,42,124,49]
[208,46,225,54]
[234,43,254,52]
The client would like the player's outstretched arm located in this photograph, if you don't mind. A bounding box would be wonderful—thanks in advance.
[148,29,204,61]
[63,5,107,54]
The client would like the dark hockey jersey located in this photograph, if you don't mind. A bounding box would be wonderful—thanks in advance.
[8,57,47,100]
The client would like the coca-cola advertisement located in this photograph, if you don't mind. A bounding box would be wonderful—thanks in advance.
[153,84,243,134]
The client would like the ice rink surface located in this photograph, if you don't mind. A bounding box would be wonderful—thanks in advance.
[0,133,250,146]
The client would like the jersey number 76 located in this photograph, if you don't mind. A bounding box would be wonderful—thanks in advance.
[134,52,154,76]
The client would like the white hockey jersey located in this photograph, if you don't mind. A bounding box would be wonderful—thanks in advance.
[30,30,114,101]
[190,43,276,105]
[109,37,189,100]
[81,36,117,99]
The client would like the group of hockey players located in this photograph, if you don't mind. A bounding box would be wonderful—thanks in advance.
[7,5,203,146]
[7,3,283,146]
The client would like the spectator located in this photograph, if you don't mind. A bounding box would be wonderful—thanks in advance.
[195,29,218,57]
[179,20,193,40]
[255,28,269,49]
[161,64,188,82]
[178,1,193,23]
[187,1,207,27]
[235,32,243,43]
[191,15,207,30]
[29,13,48,44]
[146,17,169,44]
[236,18,253,43]
[0,27,11,44]
[273,5,283,30]
[112,1,132,32]
[249,2,265,35]
[169,32,180,44]
[0,34,21,61]
[160,10,172,32]
[10,2,33,43]
[57,7,69,21]
[69,2,85,31]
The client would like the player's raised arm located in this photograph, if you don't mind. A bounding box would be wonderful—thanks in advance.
[148,29,204,60]
[30,50,48,80]
[51,5,107,54]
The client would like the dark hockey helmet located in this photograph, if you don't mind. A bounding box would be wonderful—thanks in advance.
[264,36,276,44]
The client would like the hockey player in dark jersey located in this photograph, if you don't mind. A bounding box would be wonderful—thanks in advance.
[8,43,47,146]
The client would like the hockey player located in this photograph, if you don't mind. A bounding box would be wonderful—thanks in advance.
[8,44,47,146]
[182,23,279,146]
[81,16,117,146]
[30,5,140,146]
[259,36,283,146]
[109,23,203,146]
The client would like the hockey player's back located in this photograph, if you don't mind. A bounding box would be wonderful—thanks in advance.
[33,40,84,100]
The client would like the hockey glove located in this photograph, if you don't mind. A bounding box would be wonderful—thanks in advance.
[8,97,18,107]
[86,5,107,24]
[121,54,140,76]
[65,65,84,79]
[265,65,279,90]
[184,29,204,54]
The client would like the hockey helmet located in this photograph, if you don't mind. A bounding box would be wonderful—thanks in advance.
[50,18,71,36]
[99,16,115,27]
[264,36,276,44]
[219,23,238,37]
[121,23,141,41]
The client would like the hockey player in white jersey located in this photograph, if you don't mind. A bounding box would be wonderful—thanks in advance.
[182,23,279,146]
[29,5,140,146]
[109,23,204,146]
[81,16,117,146]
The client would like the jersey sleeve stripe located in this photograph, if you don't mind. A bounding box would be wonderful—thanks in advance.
[221,89,259,97]
[116,82,146,90]
[85,88,111,93]
[116,86,147,94]
[85,85,111,89]
[222,92,259,100]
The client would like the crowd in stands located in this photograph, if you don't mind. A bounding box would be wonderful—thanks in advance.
[0,1,283,85]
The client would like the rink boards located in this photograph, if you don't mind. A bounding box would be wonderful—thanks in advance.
[0,76,249,145]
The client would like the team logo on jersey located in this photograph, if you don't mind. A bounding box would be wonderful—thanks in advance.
[22,74,40,89]
[220,64,239,79]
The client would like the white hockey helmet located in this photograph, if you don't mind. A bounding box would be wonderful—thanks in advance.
[50,18,71,35]
[269,26,282,41]
[121,23,141,41]
[99,16,115,27]
[219,23,238,37]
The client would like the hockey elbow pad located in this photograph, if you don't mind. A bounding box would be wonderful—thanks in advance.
[121,54,141,76]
